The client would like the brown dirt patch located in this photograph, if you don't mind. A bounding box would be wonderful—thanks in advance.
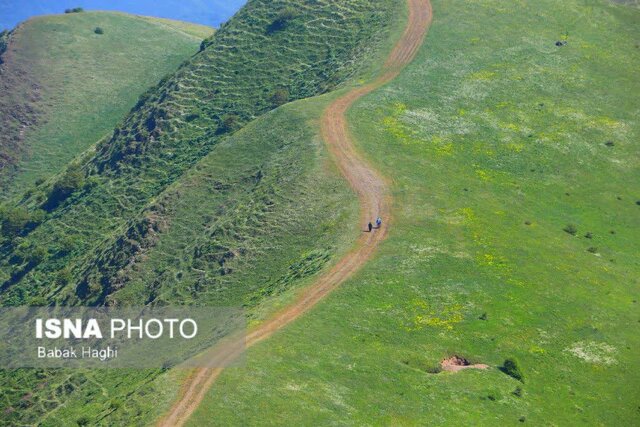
[441,355,489,372]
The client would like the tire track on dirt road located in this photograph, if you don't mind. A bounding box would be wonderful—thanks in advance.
[159,1,432,424]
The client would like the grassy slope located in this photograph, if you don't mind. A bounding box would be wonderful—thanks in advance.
[0,11,211,197]
[34,100,361,427]
[191,0,640,425]
[136,15,215,39]
[105,102,359,310]
[0,0,396,308]
[0,1,400,425]
[0,13,208,427]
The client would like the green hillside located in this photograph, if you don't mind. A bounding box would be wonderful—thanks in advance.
[136,15,215,39]
[0,11,212,197]
[188,0,640,425]
[0,0,397,308]
[3,0,637,425]
[0,1,401,425]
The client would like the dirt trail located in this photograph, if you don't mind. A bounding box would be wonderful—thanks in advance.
[158,1,432,425]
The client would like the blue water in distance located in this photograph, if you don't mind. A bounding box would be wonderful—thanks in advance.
[0,0,247,31]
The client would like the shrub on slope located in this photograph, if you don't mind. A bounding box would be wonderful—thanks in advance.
[0,29,10,60]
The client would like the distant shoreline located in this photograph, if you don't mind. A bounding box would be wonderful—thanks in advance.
[0,0,246,31]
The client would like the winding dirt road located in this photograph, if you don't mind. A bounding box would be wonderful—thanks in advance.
[158,1,432,425]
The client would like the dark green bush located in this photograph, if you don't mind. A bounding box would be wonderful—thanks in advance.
[487,392,498,401]
[0,29,10,62]
[13,243,48,268]
[219,114,241,133]
[199,36,216,52]
[271,88,290,107]
[94,27,104,35]
[425,365,442,374]
[0,207,45,238]
[563,223,577,235]
[501,358,524,383]
[64,7,84,13]
[76,415,90,426]
[30,246,48,265]
[55,268,73,286]
[267,8,297,34]
[44,166,85,211]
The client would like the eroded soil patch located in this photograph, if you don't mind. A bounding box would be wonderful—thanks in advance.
[441,355,489,372]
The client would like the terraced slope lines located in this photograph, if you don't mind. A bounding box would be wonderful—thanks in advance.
[0,0,396,307]
[159,1,432,425]
[0,1,400,425]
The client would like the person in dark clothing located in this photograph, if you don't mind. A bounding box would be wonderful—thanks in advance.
[368,222,373,232]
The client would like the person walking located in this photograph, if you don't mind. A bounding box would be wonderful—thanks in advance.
[368,222,373,232]
[376,217,382,228]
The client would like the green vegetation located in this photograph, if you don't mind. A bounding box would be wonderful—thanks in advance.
[270,88,290,107]
[136,16,215,39]
[267,7,298,34]
[43,164,84,211]
[0,368,179,426]
[77,102,359,309]
[189,0,640,425]
[0,206,45,238]
[564,223,578,235]
[0,0,399,424]
[0,0,396,306]
[0,29,10,59]
[64,7,84,14]
[4,0,637,424]
[0,11,208,197]
[502,358,524,383]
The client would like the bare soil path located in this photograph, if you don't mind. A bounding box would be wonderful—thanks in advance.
[158,1,432,425]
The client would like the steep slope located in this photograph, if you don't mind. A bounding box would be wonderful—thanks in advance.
[0,11,212,197]
[0,0,398,308]
[0,1,402,425]
[186,0,640,425]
